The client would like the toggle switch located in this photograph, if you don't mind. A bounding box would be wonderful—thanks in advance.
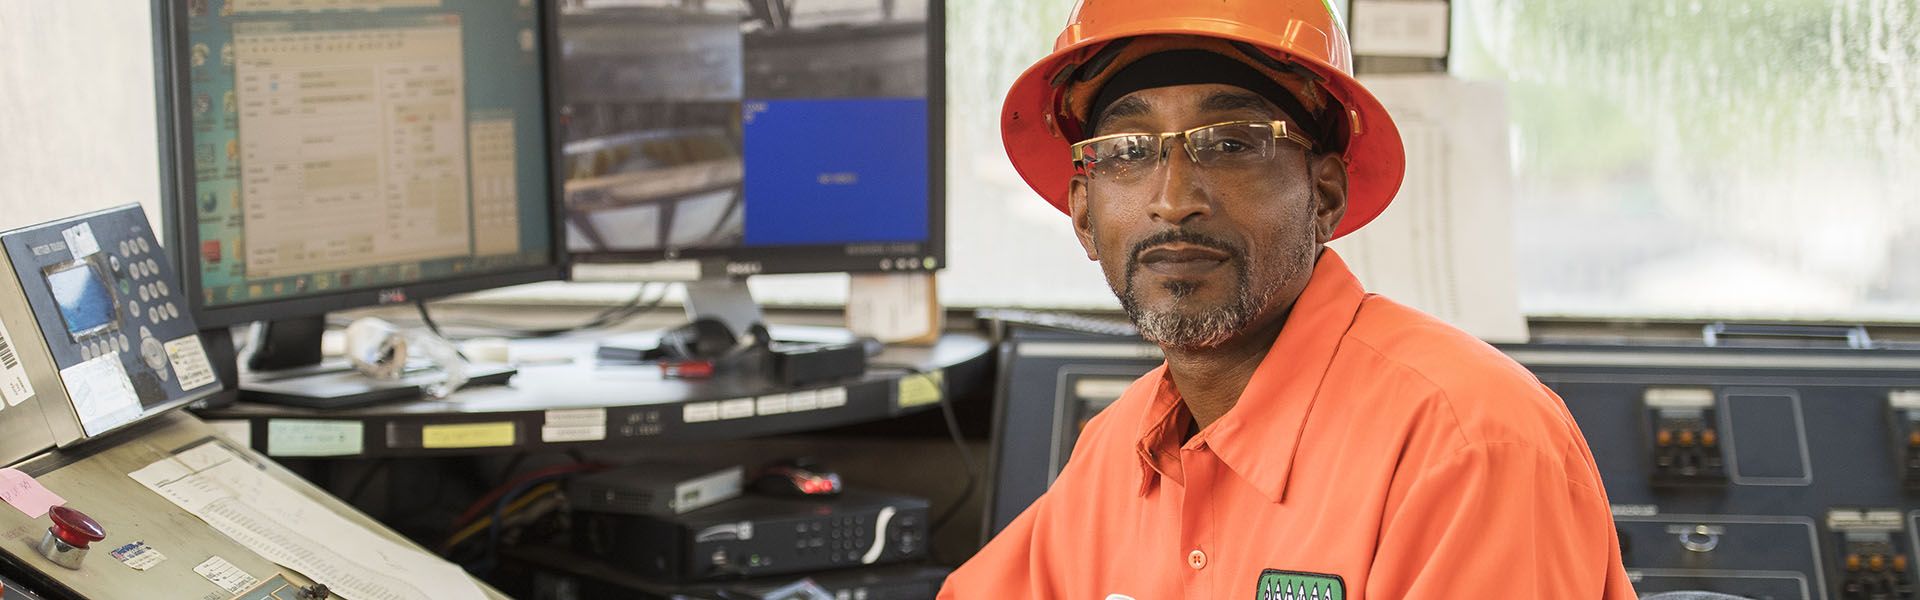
[36,506,105,570]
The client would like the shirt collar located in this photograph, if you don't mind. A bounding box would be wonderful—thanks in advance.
[1133,248,1368,502]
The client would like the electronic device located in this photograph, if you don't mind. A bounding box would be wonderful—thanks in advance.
[557,0,945,278]
[525,562,950,600]
[985,323,1920,599]
[567,462,746,516]
[154,0,568,406]
[577,489,930,583]
[0,205,222,465]
[751,459,844,498]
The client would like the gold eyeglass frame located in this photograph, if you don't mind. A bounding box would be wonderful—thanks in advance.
[1069,119,1316,172]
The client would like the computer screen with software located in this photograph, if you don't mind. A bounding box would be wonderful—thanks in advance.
[161,0,565,329]
[558,0,944,276]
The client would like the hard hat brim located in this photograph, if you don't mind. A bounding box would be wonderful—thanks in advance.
[1001,21,1405,240]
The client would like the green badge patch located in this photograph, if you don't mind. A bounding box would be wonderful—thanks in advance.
[1255,570,1345,600]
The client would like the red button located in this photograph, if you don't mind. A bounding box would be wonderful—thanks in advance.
[49,506,105,549]
[1188,549,1207,570]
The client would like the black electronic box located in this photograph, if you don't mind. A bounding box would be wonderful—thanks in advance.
[576,489,930,582]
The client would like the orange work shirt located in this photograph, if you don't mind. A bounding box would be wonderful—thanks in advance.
[942,250,1635,599]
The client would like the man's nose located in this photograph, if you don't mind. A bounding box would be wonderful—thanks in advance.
[1149,144,1212,225]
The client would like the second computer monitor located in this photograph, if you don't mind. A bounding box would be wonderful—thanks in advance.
[160,0,567,329]
[558,0,945,276]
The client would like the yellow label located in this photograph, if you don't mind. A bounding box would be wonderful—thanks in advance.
[896,370,944,408]
[421,422,516,449]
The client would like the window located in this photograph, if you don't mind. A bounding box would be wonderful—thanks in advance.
[1452,0,1920,320]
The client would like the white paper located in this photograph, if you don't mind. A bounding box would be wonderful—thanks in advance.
[846,272,938,343]
[1352,0,1451,58]
[61,223,100,258]
[0,317,33,407]
[193,556,257,595]
[1332,75,1530,343]
[131,442,485,600]
[165,335,218,391]
[60,354,141,435]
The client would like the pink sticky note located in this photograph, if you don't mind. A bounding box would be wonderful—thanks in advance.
[0,468,65,519]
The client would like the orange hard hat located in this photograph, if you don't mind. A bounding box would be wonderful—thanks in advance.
[1001,0,1405,240]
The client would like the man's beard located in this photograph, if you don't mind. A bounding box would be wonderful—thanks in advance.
[1113,229,1305,350]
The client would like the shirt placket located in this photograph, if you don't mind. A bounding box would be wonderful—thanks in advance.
[1179,444,1218,599]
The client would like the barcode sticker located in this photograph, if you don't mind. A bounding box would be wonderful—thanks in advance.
[0,318,35,407]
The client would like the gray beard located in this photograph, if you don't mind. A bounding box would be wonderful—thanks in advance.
[1115,240,1309,351]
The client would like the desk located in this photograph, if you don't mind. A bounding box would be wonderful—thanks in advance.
[195,333,992,459]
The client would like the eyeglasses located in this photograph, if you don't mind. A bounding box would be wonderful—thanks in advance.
[1070,120,1316,184]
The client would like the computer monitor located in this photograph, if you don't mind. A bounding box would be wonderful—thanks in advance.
[154,0,566,401]
[557,0,945,279]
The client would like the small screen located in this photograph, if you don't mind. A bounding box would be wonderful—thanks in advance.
[46,262,117,339]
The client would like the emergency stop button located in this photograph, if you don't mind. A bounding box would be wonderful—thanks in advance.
[37,506,105,569]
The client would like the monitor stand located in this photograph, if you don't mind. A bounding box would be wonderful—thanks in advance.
[235,315,516,409]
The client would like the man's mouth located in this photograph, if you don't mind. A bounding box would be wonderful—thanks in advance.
[1136,243,1230,278]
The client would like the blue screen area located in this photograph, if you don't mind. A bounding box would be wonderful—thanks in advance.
[46,264,115,338]
[741,98,929,246]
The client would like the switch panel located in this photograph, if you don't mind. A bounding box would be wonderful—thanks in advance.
[1889,391,1920,488]
[1646,387,1727,485]
[1828,508,1915,600]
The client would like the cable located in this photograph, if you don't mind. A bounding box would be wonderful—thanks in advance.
[872,363,978,540]
[439,482,560,553]
[452,461,604,530]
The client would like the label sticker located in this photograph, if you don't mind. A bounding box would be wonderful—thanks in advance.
[818,386,848,409]
[0,468,65,519]
[755,393,790,416]
[265,419,362,457]
[163,335,218,391]
[719,398,755,420]
[683,402,719,423]
[0,318,34,407]
[421,422,516,449]
[61,223,100,258]
[110,540,166,571]
[787,390,820,412]
[542,408,606,442]
[897,370,944,408]
[194,556,258,595]
[60,354,141,436]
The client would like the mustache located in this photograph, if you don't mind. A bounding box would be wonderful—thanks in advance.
[1126,229,1244,271]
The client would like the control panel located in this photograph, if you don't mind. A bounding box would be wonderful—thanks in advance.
[0,204,220,465]
[988,324,1920,600]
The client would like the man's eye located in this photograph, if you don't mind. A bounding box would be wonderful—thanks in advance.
[1115,145,1152,161]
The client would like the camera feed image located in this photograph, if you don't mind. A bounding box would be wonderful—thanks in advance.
[558,0,932,256]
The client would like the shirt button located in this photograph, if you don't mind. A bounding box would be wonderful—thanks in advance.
[1188,549,1207,570]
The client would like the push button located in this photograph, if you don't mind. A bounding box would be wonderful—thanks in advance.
[38,506,105,570]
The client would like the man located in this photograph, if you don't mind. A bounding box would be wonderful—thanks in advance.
[942,1,1636,598]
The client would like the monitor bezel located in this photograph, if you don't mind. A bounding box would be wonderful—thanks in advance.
[559,0,947,277]
[154,0,571,329]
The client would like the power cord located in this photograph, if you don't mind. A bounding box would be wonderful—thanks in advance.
[871,363,978,542]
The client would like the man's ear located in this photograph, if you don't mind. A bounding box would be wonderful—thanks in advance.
[1069,174,1099,261]
[1311,153,1349,243]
